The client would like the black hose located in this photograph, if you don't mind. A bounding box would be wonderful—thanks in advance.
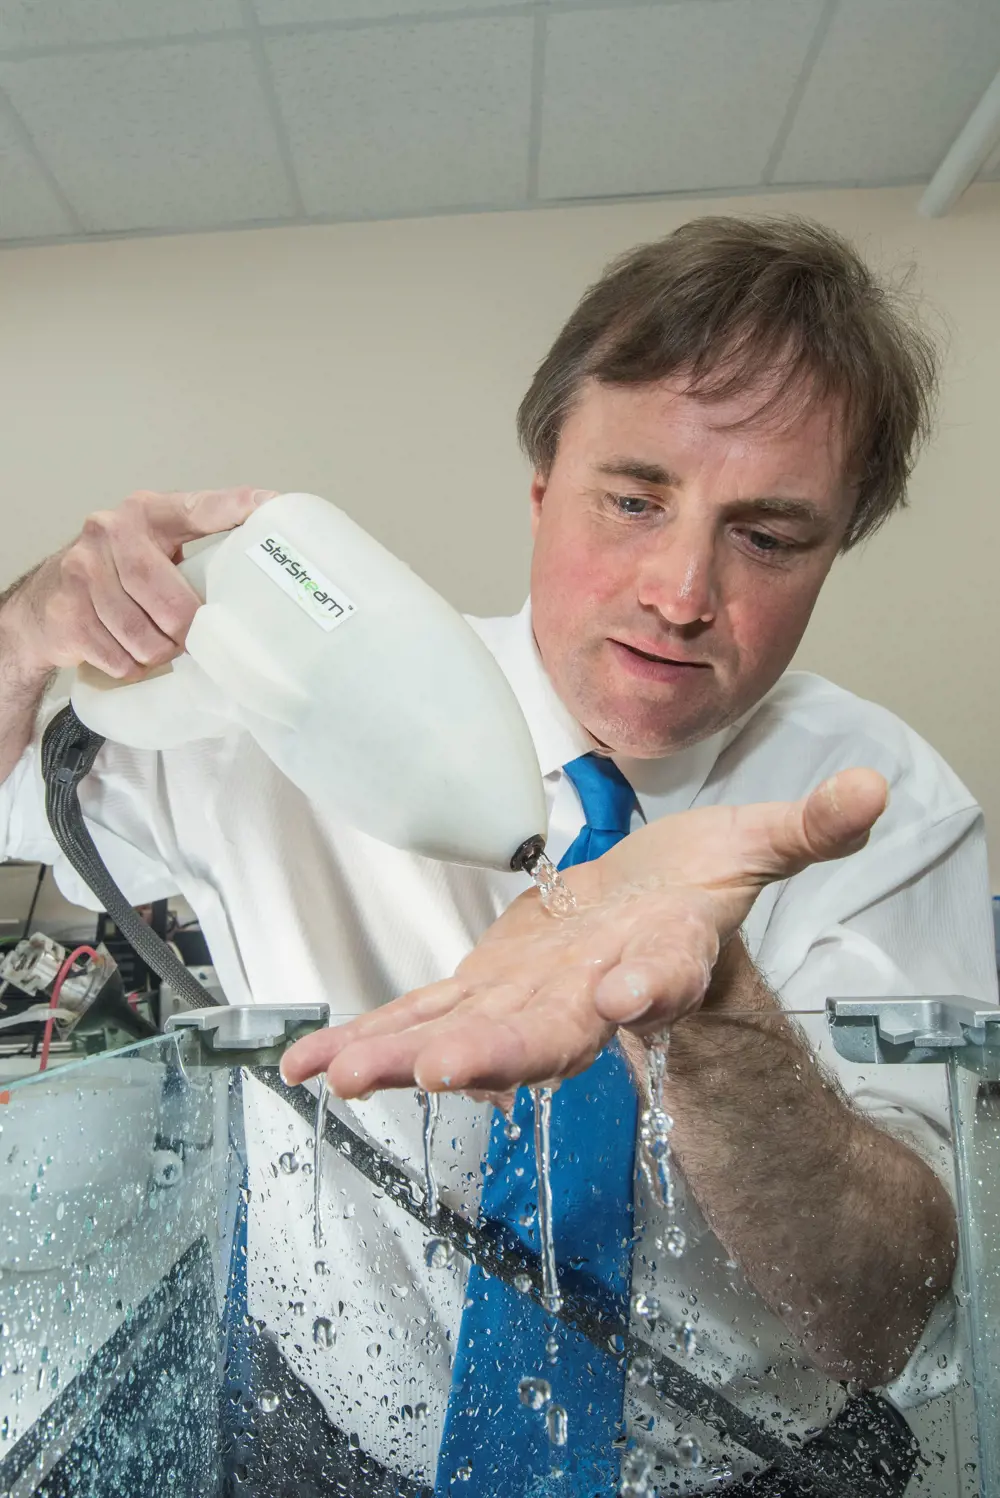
[41,706,214,1012]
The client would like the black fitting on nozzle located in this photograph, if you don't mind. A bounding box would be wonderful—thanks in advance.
[510,833,546,876]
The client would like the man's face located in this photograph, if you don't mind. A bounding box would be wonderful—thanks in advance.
[529,375,857,757]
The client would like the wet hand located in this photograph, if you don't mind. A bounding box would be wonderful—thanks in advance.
[282,768,887,1098]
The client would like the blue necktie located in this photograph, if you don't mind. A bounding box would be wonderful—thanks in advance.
[436,754,640,1496]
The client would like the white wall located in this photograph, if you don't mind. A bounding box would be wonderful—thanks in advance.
[1,183,998,875]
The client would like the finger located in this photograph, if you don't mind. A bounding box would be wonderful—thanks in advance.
[325,983,534,1096]
[594,897,718,1025]
[715,767,888,888]
[143,488,279,549]
[109,533,204,646]
[89,564,183,667]
[327,1027,445,1096]
[56,595,142,678]
[798,768,889,861]
[280,979,468,1085]
[595,944,714,1027]
[416,971,610,1093]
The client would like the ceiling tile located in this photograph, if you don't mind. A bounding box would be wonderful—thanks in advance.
[538,0,825,201]
[253,0,525,21]
[0,41,298,233]
[0,105,75,239]
[0,0,242,51]
[772,0,1000,185]
[266,17,534,218]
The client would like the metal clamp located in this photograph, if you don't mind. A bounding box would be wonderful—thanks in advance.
[165,1003,331,1069]
[826,995,998,1065]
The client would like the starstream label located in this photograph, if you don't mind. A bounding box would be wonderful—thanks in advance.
[247,531,357,633]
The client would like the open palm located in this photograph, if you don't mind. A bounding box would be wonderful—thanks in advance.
[282,768,887,1098]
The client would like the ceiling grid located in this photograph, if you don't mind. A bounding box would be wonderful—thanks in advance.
[0,0,992,244]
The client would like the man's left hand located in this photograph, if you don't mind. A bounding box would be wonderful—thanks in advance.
[282,767,887,1098]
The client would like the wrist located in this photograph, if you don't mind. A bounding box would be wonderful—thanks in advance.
[701,930,755,1010]
[0,580,55,688]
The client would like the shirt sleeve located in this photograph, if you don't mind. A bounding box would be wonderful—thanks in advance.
[0,689,187,910]
[752,809,995,1411]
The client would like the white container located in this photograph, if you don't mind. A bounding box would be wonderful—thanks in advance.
[71,493,547,871]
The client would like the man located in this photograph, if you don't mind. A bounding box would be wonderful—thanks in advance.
[0,216,993,1495]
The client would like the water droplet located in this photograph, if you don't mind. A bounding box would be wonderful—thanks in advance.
[662,1225,687,1258]
[630,1355,652,1386]
[367,1341,382,1359]
[414,1401,428,1420]
[55,1202,65,1222]
[258,1390,280,1414]
[676,1434,703,1468]
[513,1273,532,1295]
[546,1404,568,1446]
[290,1301,305,1317]
[313,1317,335,1348]
[517,1376,551,1411]
[278,1152,299,1175]
[504,1120,521,1141]
[315,1260,328,1276]
[633,1292,660,1324]
[619,1443,654,1494]
[672,1320,697,1357]
[455,1464,472,1481]
[545,1334,559,1364]
[424,1238,455,1270]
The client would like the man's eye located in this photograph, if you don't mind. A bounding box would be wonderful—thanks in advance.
[743,529,794,555]
[607,493,656,517]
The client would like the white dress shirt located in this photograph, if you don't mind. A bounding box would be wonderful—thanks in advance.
[1,601,994,1491]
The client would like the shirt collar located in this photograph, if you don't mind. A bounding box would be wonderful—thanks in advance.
[468,600,755,819]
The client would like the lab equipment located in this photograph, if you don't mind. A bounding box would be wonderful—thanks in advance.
[69,492,547,873]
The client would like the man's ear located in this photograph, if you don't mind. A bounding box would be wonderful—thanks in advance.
[529,471,548,538]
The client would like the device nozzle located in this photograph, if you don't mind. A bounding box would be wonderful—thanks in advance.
[510,834,546,876]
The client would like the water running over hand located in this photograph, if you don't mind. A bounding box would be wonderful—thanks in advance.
[530,851,578,917]
[531,1085,562,1315]
[313,1078,329,1249]
[638,1038,675,1214]
[420,1089,440,1220]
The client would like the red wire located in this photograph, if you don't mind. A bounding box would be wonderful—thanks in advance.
[39,945,100,1073]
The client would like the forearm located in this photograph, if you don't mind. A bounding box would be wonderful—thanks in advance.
[661,939,957,1385]
[0,575,54,786]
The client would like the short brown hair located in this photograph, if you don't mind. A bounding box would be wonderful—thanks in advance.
[516,215,938,549]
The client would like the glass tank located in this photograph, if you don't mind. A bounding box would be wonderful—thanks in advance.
[0,1001,990,1498]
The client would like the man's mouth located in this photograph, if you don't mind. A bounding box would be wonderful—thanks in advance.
[612,640,710,668]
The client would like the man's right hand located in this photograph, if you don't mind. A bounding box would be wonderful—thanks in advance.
[1,487,276,681]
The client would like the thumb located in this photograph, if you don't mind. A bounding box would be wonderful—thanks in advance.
[152,487,279,548]
[775,768,889,874]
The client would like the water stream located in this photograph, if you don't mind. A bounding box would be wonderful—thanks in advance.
[313,1078,329,1250]
[531,1085,562,1315]
[420,1088,440,1220]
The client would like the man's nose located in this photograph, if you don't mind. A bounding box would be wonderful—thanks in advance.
[636,532,719,627]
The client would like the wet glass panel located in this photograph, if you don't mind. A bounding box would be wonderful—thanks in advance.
[0,1010,985,1498]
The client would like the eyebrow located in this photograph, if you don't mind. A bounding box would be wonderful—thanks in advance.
[597,459,679,487]
[595,459,825,527]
